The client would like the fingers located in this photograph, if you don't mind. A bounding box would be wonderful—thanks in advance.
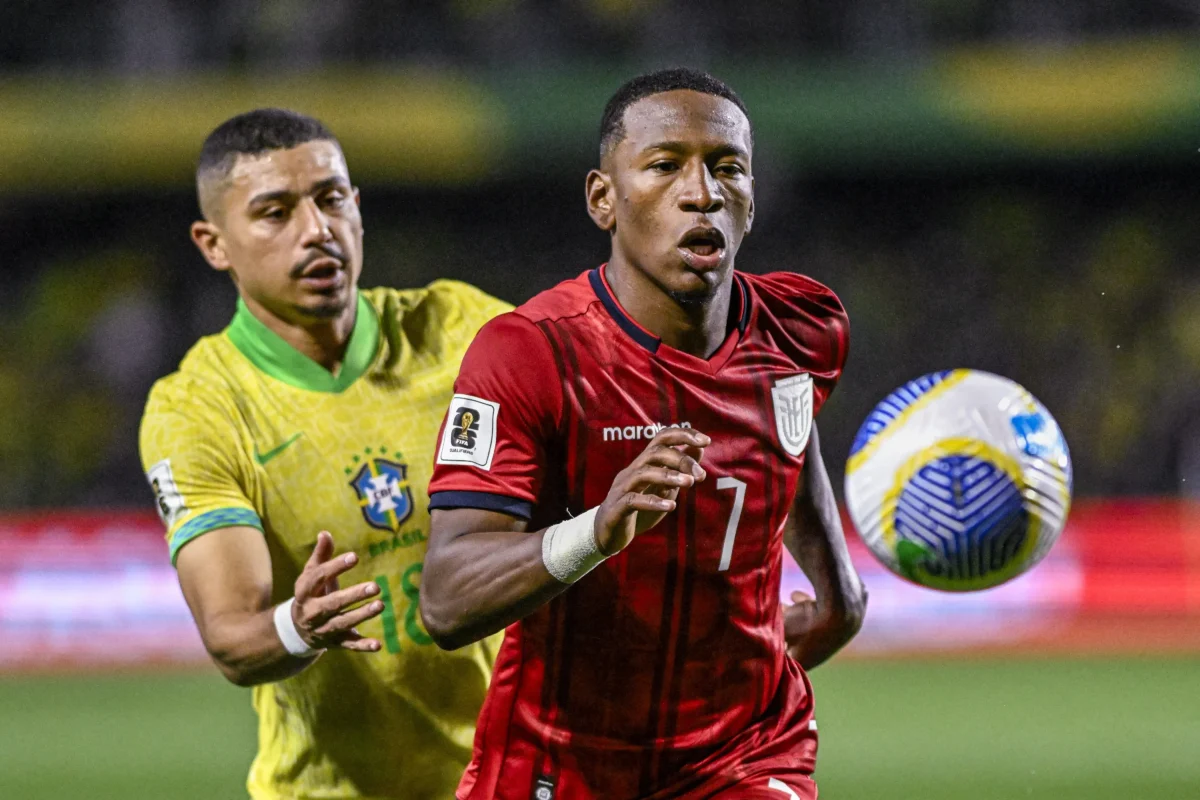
[648,427,711,450]
[618,492,677,516]
[784,594,821,644]
[617,428,710,492]
[295,550,360,601]
[630,463,698,491]
[596,428,711,553]
[306,580,380,619]
[305,531,334,570]
[681,442,707,478]
[633,444,707,482]
[297,531,338,600]
[289,532,390,656]
[339,635,383,653]
[291,578,386,652]
[315,597,386,635]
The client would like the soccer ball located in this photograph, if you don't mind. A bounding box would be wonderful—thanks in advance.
[844,370,1072,592]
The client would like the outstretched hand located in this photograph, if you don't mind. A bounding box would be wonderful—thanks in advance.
[291,531,385,653]
[593,427,710,556]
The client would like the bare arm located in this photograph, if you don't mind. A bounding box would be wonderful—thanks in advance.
[782,423,868,669]
[421,510,566,651]
[422,426,710,651]
[175,528,385,686]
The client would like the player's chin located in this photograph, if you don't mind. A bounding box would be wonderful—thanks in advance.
[667,284,717,309]
[296,290,352,320]
[665,263,723,306]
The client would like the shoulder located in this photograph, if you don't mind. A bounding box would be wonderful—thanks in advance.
[743,270,847,323]
[139,343,250,474]
[364,281,511,328]
[140,334,254,466]
[509,270,597,325]
[461,270,597,361]
[743,270,850,372]
[464,310,558,367]
[452,310,564,423]
[364,282,512,361]
[143,335,242,422]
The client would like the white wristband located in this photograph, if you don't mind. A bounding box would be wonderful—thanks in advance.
[274,598,321,658]
[541,506,607,584]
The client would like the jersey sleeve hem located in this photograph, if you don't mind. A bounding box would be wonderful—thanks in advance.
[428,490,533,520]
[170,507,264,566]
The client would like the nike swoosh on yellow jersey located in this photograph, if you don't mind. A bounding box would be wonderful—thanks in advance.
[254,433,304,465]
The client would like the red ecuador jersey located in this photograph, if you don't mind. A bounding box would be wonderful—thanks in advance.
[428,266,849,800]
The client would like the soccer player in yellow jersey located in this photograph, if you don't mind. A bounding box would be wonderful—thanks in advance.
[139,109,510,799]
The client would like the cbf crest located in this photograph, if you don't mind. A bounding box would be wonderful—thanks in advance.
[346,447,414,531]
[772,374,813,457]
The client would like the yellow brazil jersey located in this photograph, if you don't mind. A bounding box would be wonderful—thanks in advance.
[139,282,511,800]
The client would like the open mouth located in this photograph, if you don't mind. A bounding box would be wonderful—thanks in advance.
[301,254,344,275]
[296,257,347,292]
[679,227,726,255]
[677,227,727,269]
[303,262,341,279]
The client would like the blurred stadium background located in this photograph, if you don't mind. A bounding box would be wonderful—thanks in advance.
[2,2,1199,798]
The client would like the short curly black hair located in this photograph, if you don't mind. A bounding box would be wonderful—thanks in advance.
[198,108,336,178]
[598,68,751,160]
[196,108,339,216]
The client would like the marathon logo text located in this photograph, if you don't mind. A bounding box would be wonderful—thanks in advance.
[602,421,692,442]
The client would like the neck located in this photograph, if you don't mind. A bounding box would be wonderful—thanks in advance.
[240,292,357,373]
[606,257,733,359]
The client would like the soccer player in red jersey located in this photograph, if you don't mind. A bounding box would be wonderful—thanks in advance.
[420,68,868,800]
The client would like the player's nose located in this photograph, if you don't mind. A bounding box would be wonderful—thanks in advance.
[677,162,724,213]
[297,197,334,244]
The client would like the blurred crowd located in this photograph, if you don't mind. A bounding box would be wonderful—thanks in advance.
[3,0,1199,73]
[3,166,1199,509]
[3,0,1199,510]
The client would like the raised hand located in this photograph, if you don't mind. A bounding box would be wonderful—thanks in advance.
[594,426,710,556]
[291,531,385,652]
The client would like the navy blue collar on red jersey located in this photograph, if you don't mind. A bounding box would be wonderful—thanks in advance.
[588,267,751,355]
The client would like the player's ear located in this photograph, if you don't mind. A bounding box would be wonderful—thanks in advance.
[586,169,616,232]
[190,220,233,273]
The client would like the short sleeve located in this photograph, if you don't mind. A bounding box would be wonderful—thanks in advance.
[753,271,850,381]
[428,312,562,519]
[138,377,262,565]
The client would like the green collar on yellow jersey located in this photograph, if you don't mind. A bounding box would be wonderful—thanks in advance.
[226,293,380,393]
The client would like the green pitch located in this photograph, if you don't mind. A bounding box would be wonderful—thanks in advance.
[1,656,1197,799]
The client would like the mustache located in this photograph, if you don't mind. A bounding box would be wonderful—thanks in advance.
[290,243,346,278]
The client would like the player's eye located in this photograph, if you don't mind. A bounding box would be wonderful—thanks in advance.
[260,206,287,220]
[714,163,745,177]
[320,191,347,208]
[649,160,679,174]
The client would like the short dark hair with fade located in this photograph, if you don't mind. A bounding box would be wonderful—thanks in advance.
[197,108,338,183]
[598,67,751,160]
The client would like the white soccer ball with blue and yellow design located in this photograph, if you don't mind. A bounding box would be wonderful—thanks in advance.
[844,370,1072,592]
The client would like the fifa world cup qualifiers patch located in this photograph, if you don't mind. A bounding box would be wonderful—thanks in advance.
[146,459,187,528]
[437,393,499,470]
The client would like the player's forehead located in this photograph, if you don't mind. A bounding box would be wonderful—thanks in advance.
[618,90,752,158]
[225,140,350,202]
